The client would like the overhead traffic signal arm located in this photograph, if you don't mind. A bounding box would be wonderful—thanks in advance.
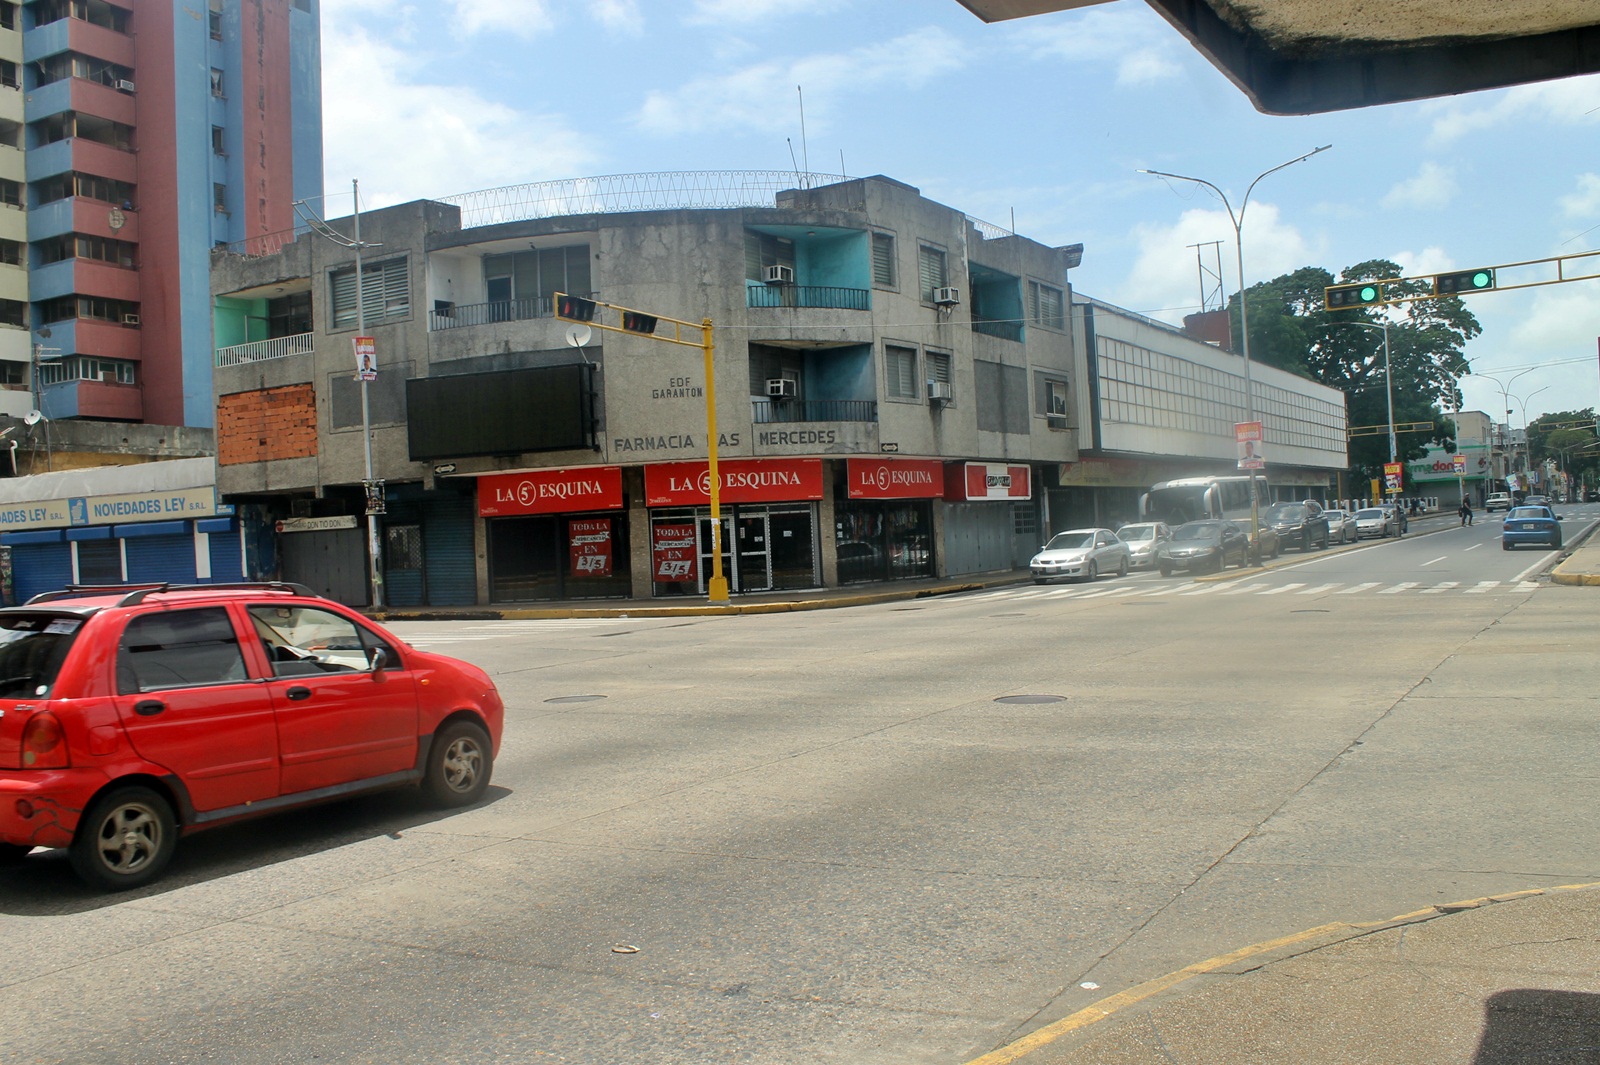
[554,292,703,347]
[1434,268,1495,295]
[1325,280,1392,309]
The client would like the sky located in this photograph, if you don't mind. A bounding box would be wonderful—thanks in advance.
[317,0,1600,429]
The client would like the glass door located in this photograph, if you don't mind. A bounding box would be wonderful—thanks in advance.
[697,514,733,595]
[736,511,771,592]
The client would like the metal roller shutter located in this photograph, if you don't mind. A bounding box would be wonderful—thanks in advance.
[125,535,198,585]
[423,495,476,605]
[207,529,244,583]
[11,543,72,603]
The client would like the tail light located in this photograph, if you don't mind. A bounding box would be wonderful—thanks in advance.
[21,711,68,769]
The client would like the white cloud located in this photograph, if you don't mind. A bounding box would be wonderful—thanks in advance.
[635,28,966,137]
[1019,7,1184,87]
[1456,288,1600,422]
[319,24,600,207]
[592,0,643,34]
[1425,74,1600,145]
[1122,201,1320,325]
[1386,247,1455,278]
[1559,173,1600,218]
[687,0,847,25]
[445,0,555,40]
[1381,162,1458,210]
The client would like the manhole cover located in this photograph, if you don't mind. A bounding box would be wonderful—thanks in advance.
[545,695,607,704]
[994,695,1066,704]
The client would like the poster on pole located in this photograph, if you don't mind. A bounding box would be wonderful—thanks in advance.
[354,336,377,381]
[1235,422,1265,469]
[1384,461,1404,494]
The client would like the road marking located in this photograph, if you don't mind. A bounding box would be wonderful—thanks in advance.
[1177,584,1220,596]
[1421,582,1461,594]
[1421,555,1447,566]
[1077,585,1143,599]
[1258,583,1306,595]
[1465,581,1499,593]
[1221,583,1271,596]
[1336,582,1382,594]
[1296,583,1342,595]
[1465,544,1482,551]
[1378,582,1420,594]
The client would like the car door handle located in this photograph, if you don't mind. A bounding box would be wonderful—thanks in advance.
[285,686,312,701]
[134,699,165,717]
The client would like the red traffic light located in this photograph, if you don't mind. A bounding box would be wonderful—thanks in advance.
[621,311,658,334]
[555,293,596,322]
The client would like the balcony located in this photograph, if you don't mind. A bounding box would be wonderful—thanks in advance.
[430,296,555,330]
[746,285,870,310]
[215,332,314,367]
[972,316,1023,342]
[752,398,877,424]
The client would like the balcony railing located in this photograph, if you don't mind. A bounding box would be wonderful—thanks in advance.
[972,317,1023,341]
[746,285,870,311]
[430,296,559,330]
[215,332,313,367]
[752,398,877,424]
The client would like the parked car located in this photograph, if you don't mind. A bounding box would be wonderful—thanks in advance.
[1522,494,1551,508]
[0,582,505,890]
[1501,505,1563,550]
[1261,501,1331,551]
[1324,509,1358,544]
[1030,528,1130,583]
[1354,506,1399,538]
[1485,492,1512,512]
[1158,520,1249,576]
[1228,520,1280,565]
[1115,522,1171,570]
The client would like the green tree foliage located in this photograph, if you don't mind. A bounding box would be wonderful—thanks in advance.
[1228,259,1482,487]
[1528,410,1599,495]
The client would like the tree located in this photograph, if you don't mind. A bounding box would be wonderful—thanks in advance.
[1230,259,1482,489]
[1528,410,1598,497]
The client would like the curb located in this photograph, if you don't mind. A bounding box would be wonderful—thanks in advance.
[962,881,1600,1065]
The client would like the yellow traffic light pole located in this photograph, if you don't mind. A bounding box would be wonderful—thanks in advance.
[554,294,729,604]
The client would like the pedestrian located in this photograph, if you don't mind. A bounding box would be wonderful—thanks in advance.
[1459,501,1473,526]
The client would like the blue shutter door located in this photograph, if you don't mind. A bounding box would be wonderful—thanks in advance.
[423,496,476,605]
[208,530,244,583]
[125,535,199,585]
[12,544,72,603]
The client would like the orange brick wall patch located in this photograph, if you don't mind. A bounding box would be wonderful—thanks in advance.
[218,384,318,465]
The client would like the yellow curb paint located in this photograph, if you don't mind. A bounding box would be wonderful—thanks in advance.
[962,883,1600,1065]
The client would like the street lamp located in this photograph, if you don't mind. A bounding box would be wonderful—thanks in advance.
[1139,145,1332,534]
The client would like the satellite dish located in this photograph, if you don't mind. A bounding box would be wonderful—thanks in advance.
[565,324,592,348]
[23,410,41,426]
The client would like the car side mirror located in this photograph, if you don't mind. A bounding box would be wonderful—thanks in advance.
[369,647,388,674]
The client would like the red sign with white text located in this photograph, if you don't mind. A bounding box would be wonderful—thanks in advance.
[846,458,945,499]
[478,467,623,517]
[568,518,614,578]
[652,523,698,582]
[644,458,824,507]
[946,462,1032,501]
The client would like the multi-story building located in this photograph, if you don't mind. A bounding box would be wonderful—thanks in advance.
[209,172,1348,608]
[11,0,321,427]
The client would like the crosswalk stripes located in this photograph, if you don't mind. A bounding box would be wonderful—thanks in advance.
[969,577,1542,604]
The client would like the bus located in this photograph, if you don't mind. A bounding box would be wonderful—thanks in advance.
[1140,475,1270,526]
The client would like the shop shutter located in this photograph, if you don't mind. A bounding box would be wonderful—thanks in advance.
[125,535,198,585]
[11,543,72,604]
[207,529,244,583]
[423,495,476,605]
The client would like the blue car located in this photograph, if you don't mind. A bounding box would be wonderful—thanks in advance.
[1501,505,1563,550]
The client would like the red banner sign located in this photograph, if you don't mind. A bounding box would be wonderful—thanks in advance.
[644,458,823,507]
[478,467,623,517]
[651,522,698,582]
[946,462,1032,501]
[846,458,945,499]
[568,518,614,578]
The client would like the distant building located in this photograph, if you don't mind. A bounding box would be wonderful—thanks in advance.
[209,173,1347,607]
[4,0,322,427]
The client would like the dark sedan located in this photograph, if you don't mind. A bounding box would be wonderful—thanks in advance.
[1158,520,1249,575]
[1502,505,1562,550]
[1261,501,1331,551]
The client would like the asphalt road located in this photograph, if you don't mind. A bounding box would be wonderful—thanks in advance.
[2,509,1597,1065]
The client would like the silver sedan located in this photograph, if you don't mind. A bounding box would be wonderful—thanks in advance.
[1029,528,1131,583]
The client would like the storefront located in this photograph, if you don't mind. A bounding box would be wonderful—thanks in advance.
[835,458,942,583]
[646,458,823,598]
[479,467,630,602]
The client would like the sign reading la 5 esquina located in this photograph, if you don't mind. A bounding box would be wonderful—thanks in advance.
[0,486,226,533]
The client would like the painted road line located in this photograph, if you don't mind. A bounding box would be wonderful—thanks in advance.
[1258,583,1306,595]
[1336,582,1382,594]
[1295,583,1342,595]
[1177,584,1220,596]
[1378,582,1421,594]
[1421,555,1448,566]
[1422,582,1461,594]
[1221,583,1272,596]
[1465,581,1500,593]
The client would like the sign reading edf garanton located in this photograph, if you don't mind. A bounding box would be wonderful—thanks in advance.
[0,486,225,533]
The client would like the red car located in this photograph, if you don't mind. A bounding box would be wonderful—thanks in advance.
[0,583,503,890]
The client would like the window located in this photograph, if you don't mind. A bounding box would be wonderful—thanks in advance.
[210,68,225,97]
[871,232,896,287]
[0,299,23,329]
[117,608,248,693]
[1046,379,1069,429]
[917,245,948,301]
[0,60,16,90]
[0,180,19,208]
[885,344,918,400]
[0,239,19,266]
[248,604,394,676]
[926,350,951,386]
[77,539,122,584]
[33,172,136,208]
[209,1,222,39]
[1029,280,1065,330]
[212,126,226,155]
[744,230,794,282]
[330,257,410,328]
[213,182,227,214]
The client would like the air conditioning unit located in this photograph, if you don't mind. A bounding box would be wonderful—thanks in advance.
[927,381,953,402]
[766,378,796,398]
[121,313,140,326]
[933,286,960,306]
[99,371,116,382]
[763,264,794,285]
[115,79,136,93]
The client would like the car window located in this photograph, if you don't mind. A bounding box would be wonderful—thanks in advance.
[248,605,395,676]
[1045,533,1093,550]
[1172,523,1219,541]
[118,608,248,693]
[0,613,82,699]
[1118,526,1155,541]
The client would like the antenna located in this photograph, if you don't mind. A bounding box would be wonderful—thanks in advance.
[787,138,802,189]
[1187,240,1225,312]
[797,85,809,186]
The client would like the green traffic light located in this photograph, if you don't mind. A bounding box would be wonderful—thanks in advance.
[1359,285,1378,302]
[1470,270,1492,289]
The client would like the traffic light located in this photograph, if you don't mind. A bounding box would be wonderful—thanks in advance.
[621,311,658,335]
[1325,281,1383,309]
[1434,268,1495,295]
[555,293,596,322]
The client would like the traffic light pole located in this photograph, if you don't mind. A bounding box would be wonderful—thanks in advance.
[555,294,728,605]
